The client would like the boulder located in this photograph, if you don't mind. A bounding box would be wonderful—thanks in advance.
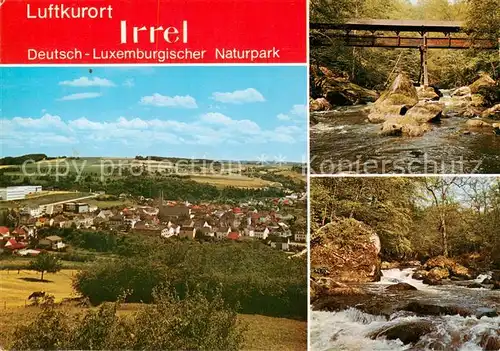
[452,86,471,97]
[467,119,492,128]
[310,97,332,112]
[380,121,403,136]
[480,331,500,351]
[423,277,443,286]
[405,101,444,124]
[466,282,483,289]
[412,270,428,280]
[428,267,450,280]
[493,281,500,290]
[482,104,500,120]
[368,73,419,123]
[386,283,418,291]
[369,320,434,345]
[311,218,381,284]
[470,94,486,107]
[311,66,379,107]
[381,261,400,269]
[401,302,472,317]
[469,73,496,94]
[475,308,498,319]
[423,256,473,280]
[417,86,441,101]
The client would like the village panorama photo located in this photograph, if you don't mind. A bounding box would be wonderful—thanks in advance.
[0,65,308,350]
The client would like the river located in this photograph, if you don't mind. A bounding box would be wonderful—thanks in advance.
[311,268,500,350]
[310,91,500,174]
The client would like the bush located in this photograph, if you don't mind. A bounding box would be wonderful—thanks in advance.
[11,290,245,350]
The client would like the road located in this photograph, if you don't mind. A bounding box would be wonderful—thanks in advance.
[39,193,99,206]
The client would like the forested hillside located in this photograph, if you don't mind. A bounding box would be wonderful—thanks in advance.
[311,177,500,267]
[310,0,499,90]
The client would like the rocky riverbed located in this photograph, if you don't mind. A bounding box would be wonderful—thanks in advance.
[311,268,500,351]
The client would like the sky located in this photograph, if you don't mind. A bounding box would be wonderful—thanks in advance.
[1,66,307,162]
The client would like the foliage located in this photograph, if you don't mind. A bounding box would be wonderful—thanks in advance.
[28,253,63,281]
[10,289,245,350]
[72,239,307,319]
[311,177,500,268]
[310,0,499,90]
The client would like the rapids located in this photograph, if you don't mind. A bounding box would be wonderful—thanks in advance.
[311,268,500,350]
[310,91,500,174]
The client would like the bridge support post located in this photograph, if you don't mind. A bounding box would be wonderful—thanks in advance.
[420,33,429,88]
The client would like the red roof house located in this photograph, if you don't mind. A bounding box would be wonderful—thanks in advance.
[227,232,240,240]
[0,226,10,236]
[4,239,27,250]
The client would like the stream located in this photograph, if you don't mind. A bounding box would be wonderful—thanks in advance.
[310,91,500,174]
[311,268,500,351]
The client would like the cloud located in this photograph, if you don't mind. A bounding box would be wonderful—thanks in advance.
[59,92,102,101]
[1,111,302,151]
[123,79,135,88]
[290,104,307,116]
[212,88,265,104]
[59,76,116,87]
[140,93,198,108]
[277,104,307,122]
[69,117,107,130]
[277,113,291,121]
[10,113,67,129]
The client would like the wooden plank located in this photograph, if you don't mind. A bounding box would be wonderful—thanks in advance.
[311,20,463,33]
[311,35,498,49]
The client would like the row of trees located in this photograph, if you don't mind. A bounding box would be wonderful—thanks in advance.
[311,177,500,267]
[70,237,307,319]
[310,0,499,89]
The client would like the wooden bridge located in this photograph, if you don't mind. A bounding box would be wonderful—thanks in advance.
[311,19,499,86]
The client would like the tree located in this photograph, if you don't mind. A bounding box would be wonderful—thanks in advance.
[28,253,63,281]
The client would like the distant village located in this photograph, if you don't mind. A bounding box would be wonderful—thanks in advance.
[0,185,307,256]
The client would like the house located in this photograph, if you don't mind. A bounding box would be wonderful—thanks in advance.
[214,227,231,239]
[52,215,68,228]
[254,227,270,240]
[270,237,290,251]
[160,227,177,238]
[16,249,41,257]
[4,238,27,251]
[38,235,66,250]
[22,206,42,217]
[197,227,213,238]
[11,227,29,240]
[179,226,196,239]
[0,226,10,239]
[158,205,190,222]
[227,232,240,240]
[108,214,125,226]
[63,202,89,214]
[75,215,94,229]
[294,232,307,242]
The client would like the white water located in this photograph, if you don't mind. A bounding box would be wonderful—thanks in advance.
[376,268,437,292]
[311,309,500,351]
[312,268,500,350]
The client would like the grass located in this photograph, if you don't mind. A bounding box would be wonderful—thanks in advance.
[0,268,306,350]
[0,192,90,209]
[0,257,89,271]
[86,198,134,209]
[189,174,274,188]
[0,269,79,308]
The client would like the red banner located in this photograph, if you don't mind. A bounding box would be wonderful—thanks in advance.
[0,0,306,64]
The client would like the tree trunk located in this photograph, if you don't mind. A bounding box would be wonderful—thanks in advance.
[41,271,44,281]
[440,215,448,257]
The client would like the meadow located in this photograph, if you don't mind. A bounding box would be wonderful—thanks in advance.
[0,268,306,350]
